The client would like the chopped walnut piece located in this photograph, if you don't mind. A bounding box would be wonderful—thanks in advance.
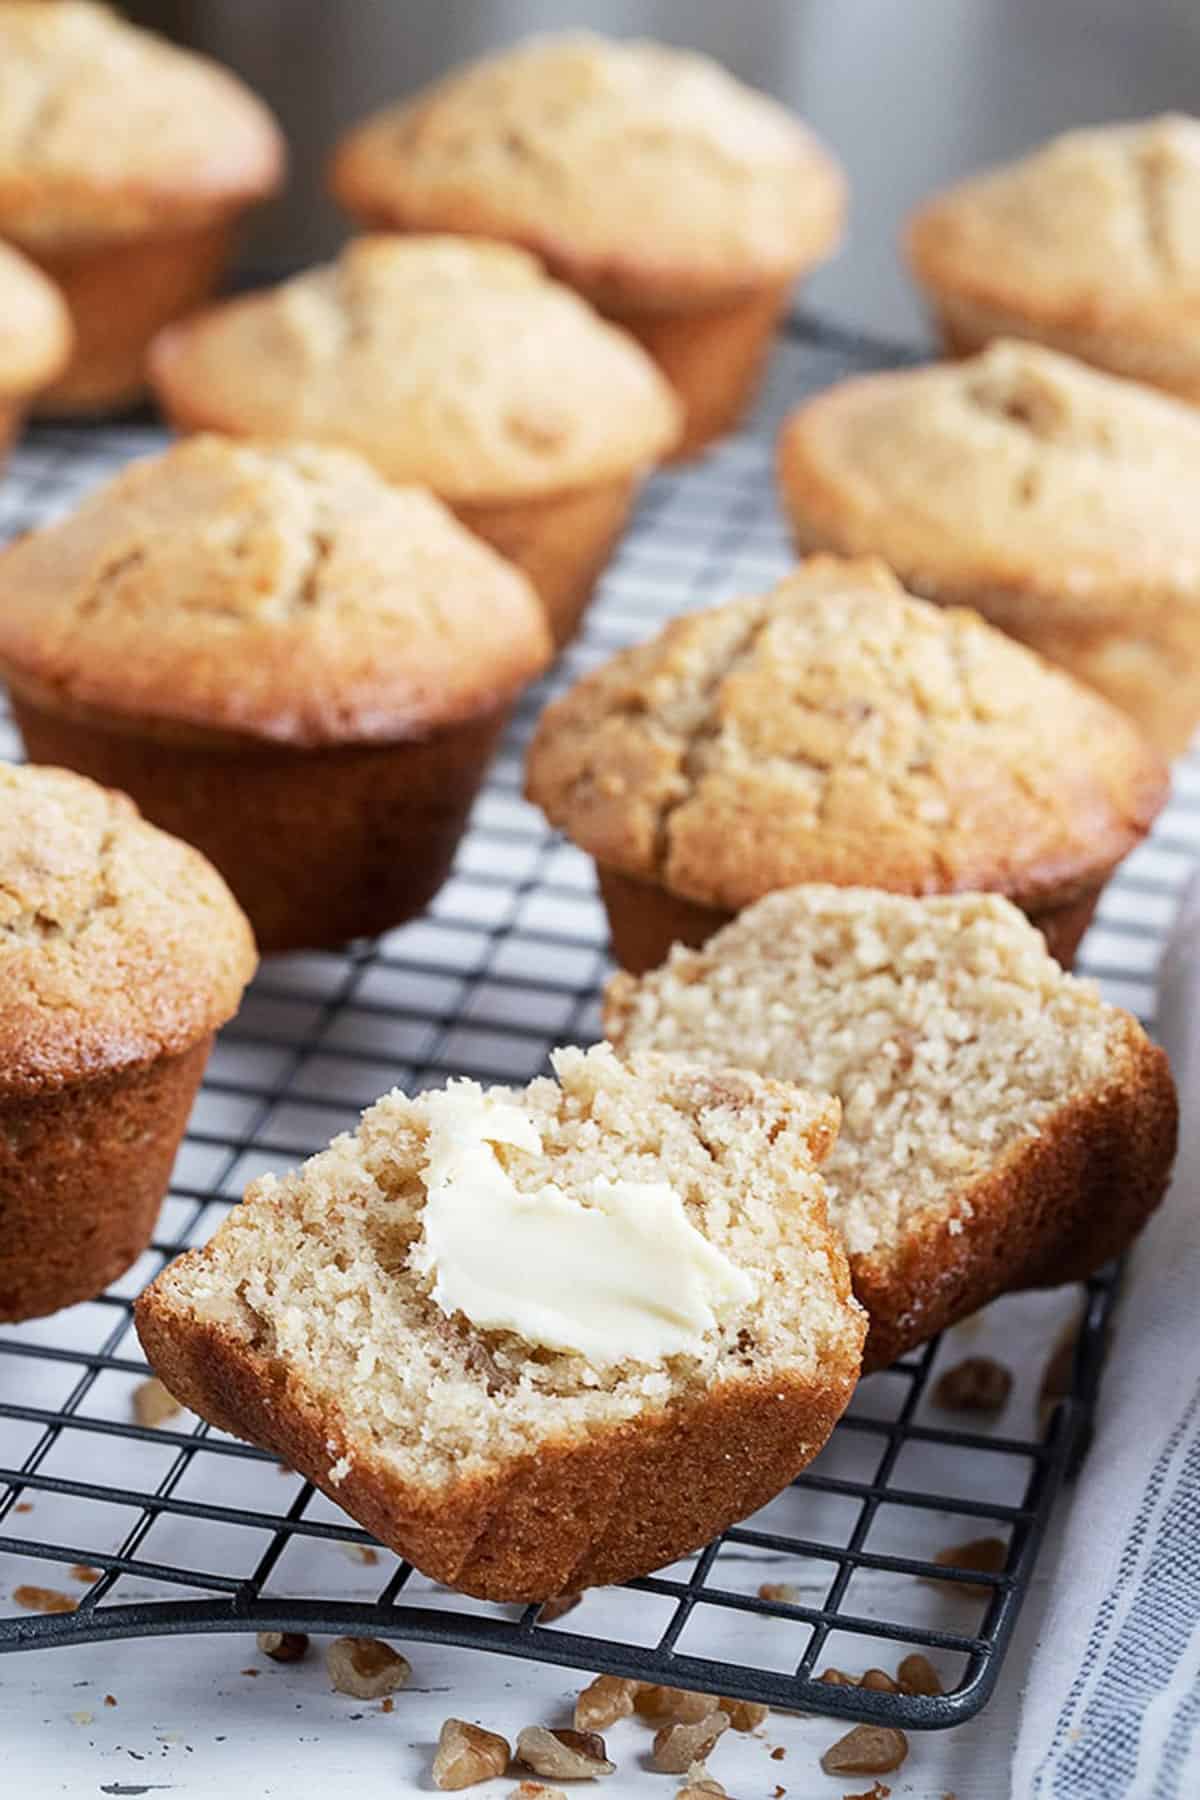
[652,1712,731,1774]
[69,1564,100,1584]
[257,1631,309,1664]
[818,1668,854,1685]
[103,1695,117,1708]
[133,1377,181,1428]
[931,1535,1008,1596]
[933,1355,1013,1413]
[676,1770,726,1799]
[537,1591,583,1623]
[508,1786,568,1800]
[432,1717,511,1789]
[516,1726,614,1780]
[635,1685,717,1723]
[719,1696,768,1730]
[820,1725,908,1776]
[13,1585,75,1614]
[843,1785,891,1799]
[757,1581,799,1603]
[859,1669,899,1693]
[896,1653,942,1696]
[574,1674,639,1731]
[325,1636,411,1699]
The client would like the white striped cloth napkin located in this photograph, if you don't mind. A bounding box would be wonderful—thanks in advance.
[1010,873,1200,1797]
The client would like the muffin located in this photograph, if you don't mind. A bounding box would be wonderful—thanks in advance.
[148,236,681,645]
[606,888,1177,1369]
[136,1044,866,1600]
[778,340,1200,757]
[906,115,1200,400]
[329,32,844,458]
[0,0,285,413]
[0,762,255,1322]
[0,240,72,455]
[0,435,552,953]
[525,556,1168,973]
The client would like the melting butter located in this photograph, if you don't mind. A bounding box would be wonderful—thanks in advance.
[409,1085,754,1367]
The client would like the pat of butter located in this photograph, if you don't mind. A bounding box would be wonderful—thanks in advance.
[409,1085,755,1367]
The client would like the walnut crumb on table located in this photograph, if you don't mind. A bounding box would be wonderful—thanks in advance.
[13,1585,75,1613]
[931,1534,1008,1596]
[339,1540,379,1565]
[574,1674,639,1730]
[69,1564,100,1583]
[933,1354,1013,1412]
[256,1630,309,1663]
[652,1713,730,1773]
[432,1717,511,1789]
[325,1637,411,1699]
[635,1685,719,1723]
[132,1376,181,1428]
[820,1725,909,1777]
[516,1725,615,1780]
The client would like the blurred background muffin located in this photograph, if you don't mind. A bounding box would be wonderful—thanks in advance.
[148,236,679,645]
[329,33,843,457]
[126,0,1199,346]
[0,240,71,455]
[778,341,1200,757]
[0,0,284,413]
[906,116,1200,398]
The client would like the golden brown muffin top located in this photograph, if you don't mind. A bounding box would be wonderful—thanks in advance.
[525,555,1167,913]
[778,340,1200,631]
[0,435,553,746]
[329,32,844,306]
[0,239,71,394]
[147,237,682,502]
[907,115,1200,338]
[0,762,256,1094]
[0,1,284,246]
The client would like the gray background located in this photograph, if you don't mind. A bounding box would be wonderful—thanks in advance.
[129,0,1200,342]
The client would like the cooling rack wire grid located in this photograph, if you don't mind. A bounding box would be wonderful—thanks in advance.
[0,316,1190,1729]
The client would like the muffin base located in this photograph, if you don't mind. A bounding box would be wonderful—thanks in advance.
[929,291,1200,406]
[11,694,509,955]
[136,1287,859,1600]
[605,280,794,460]
[25,219,238,416]
[0,1037,211,1324]
[453,475,639,648]
[596,863,1104,975]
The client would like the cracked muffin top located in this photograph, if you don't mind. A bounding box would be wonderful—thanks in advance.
[906,115,1200,338]
[777,340,1200,630]
[329,32,844,307]
[0,762,255,1093]
[524,556,1168,913]
[0,240,71,396]
[147,237,681,502]
[0,435,553,746]
[0,1,284,247]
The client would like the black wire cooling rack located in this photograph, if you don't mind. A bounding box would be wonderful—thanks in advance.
[0,317,1191,1730]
